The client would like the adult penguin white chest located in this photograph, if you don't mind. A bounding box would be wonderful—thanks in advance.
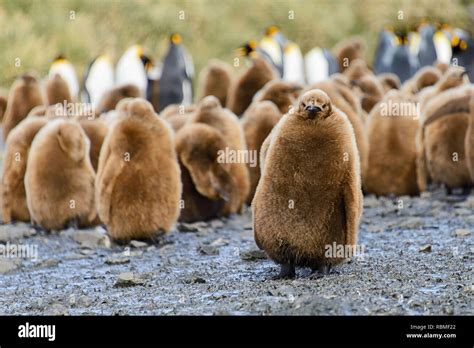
[434,30,453,64]
[305,47,339,84]
[283,42,305,84]
[49,56,79,100]
[158,33,194,112]
[82,55,114,107]
[115,45,148,97]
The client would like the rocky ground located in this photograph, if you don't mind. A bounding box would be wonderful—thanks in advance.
[0,188,472,315]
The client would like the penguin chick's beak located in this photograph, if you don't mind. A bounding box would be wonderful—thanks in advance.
[461,70,469,77]
[305,104,322,119]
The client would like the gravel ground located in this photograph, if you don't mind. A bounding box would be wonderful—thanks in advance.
[0,188,472,315]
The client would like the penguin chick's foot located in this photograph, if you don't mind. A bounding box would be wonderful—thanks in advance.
[273,263,296,280]
[315,264,332,275]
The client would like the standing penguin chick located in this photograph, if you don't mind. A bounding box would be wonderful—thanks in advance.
[3,73,44,141]
[175,123,234,222]
[227,55,277,116]
[2,116,48,223]
[198,59,232,106]
[190,96,250,213]
[241,101,281,204]
[253,90,363,278]
[96,84,141,114]
[96,99,182,241]
[45,73,73,106]
[25,119,97,230]
[333,37,364,72]
[419,85,473,193]
[365,91,420,196]
[252,79,301,114]
[377,73,401,93]
[76,119,108,171]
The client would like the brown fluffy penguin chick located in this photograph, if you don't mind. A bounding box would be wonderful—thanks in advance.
[45,74,73,105]
[160,104,196,132]
[0,94,7,122]
[76,119,108,171]
[198,59,233,106]
[1,116,49,223]
[352,74,385,113]
[364,91,420,196]
[253,89,363,278]
[96,84,141,113]
[418,85,473,193]
[402,66,441,95]
[377,73,401,93]
[25,119,97,230]
[252,80,301,114]
[226,56,276,116]
[344,58,371,82]
[466,94,474,183]
[95,99,182,241]
[241,101,282,204]
[308,80,369,180]
[434,61,449,74]
[419,66,469,108]
[175,123,234,222]
[333,37,364,72]
[190,96,250,213]
[3,73,44,141]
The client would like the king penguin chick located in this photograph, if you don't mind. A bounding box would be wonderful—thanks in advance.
[45,73,73,105]
[241,100,282,204]
[227,42,277,116]
[253,89,363,278]
[2,73,44,142]
[96,84,141,114]
[198,59,232,106]
[189,96,250,213]
[252,79,301,114]
[377,73,401,93]
[0,94,7,122]
[95,99,182,241]
[466,94,474,183]
[364,90,420,196]
[333,37,364,72]
[417,85,473,193]
[49,55,79,100]
[175,123,235,222]
[2,116,49,223]
[25,119,97,230]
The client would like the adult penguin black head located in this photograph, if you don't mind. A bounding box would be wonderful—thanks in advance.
[236,40,259,58]
[157,33,194,112]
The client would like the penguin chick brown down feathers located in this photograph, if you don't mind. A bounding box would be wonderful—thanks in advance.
[227,55,277,116]
[45,74,73,106]
[241,100,282,204]
[364,91,420,196]
[96,84,141,113]
[25,119,97,230]
[175,123,234,222]
[190,96,250,213]
[2,116,48,223]
[253,79,301,114]
[198,59,232,106]
[95,99,182,241]
[3,73,44,141]
[253,89,363,278]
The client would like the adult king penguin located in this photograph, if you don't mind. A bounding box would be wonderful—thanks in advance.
[49,55,79,100]
[82,55,115,107]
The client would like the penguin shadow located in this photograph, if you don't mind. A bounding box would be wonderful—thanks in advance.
[110,228,173,249]
[268,265,339,281]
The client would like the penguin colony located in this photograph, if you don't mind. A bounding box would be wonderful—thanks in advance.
[1,23,473,278]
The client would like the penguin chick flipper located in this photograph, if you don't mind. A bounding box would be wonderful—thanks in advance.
[97,155,124,224]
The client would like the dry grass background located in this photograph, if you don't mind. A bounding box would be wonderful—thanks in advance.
[0,0,472,90]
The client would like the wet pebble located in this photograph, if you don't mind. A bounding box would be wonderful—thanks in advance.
[115,272,145,287]
[197,245,219,255]
[240,249,267,261]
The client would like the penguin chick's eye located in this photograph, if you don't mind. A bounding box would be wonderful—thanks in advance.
[323,104,328,109]
[301,102,306,108]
